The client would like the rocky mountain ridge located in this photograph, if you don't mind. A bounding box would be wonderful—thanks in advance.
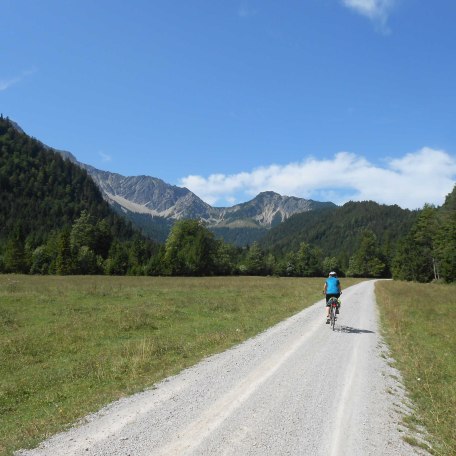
[9,119,336,241]
[52,146,335,230]
[81,164,336,229]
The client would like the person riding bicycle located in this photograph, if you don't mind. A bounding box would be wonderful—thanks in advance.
[323,271,342,324]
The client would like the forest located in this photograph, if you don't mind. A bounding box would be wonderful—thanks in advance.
[1,116,455,282]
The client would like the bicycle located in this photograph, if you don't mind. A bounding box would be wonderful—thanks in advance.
[327,297,339,331]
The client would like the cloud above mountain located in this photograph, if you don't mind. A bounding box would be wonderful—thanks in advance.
[179,148,456,210]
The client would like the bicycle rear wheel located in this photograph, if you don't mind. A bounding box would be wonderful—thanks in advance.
[330,305,336,331]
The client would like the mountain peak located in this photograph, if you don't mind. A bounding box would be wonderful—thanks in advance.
[257,190,281,197]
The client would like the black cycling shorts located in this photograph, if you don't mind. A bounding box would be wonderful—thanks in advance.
[325,293,340,306]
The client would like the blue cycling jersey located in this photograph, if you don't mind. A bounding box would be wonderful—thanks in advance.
[325,277,340,294]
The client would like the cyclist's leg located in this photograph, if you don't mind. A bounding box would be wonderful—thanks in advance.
[325,294,331,320]
[326,295,338,322]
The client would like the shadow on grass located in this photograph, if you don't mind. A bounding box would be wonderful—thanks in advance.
[338,325,375,334]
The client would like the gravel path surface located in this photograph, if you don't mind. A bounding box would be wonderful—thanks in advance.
[17,280,429,456]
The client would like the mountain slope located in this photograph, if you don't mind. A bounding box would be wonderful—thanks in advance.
[261,200,418,260]
[82,165,217,221]
[0,116,134,246]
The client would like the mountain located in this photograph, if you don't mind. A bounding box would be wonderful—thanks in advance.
[6,119,335,244]
[81,165,217,220]
[81,165,335,228]
[213,191,335,228]
[209,191,336,245]
[59,152,336,244]
[87,164,336,243]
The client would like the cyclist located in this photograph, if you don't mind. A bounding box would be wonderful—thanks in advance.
[323,271,342,324]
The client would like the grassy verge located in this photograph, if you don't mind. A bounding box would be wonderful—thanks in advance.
[375,280,456,456]
[1,275,362,455]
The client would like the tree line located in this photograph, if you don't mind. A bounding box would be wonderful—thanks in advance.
[3,207,454,283]
[0,210,385,277]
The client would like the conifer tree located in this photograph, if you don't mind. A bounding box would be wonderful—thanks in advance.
[347,229,386,277]
[392,204,438,282]
[3,227,28,273]
[56,229,73,275]
[296,242,321,276]
[244,242,266,275]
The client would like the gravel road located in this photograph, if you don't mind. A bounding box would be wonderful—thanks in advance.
[17,280,429,456]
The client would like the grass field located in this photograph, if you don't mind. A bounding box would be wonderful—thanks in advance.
[0,274,363,456]
[376,280,456,456]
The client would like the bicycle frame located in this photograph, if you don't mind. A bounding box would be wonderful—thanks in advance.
[328,298,338,331]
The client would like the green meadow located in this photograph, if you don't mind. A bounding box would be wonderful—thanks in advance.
[376,280,456,456]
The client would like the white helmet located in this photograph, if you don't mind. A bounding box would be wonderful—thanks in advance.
[329,271,337,276]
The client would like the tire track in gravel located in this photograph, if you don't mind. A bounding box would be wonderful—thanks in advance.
[157,315,321,455]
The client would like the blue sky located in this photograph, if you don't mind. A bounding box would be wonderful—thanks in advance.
[1,0,455,209]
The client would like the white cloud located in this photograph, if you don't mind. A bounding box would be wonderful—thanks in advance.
[341,0,395,32]
[98,151,112,162]
[179,149,456,210]
[0,68,36,91]
[0,76,21,91]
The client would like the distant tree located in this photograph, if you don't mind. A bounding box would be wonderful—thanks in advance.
[3,227,28,273]
[163,220,217,275]
[75,246,101,275]
[441,184,456,211]
[435,208,456,282]
[347,229,386,278]
[296,242,322,277]
[322,256,339,275]
[244,242,266,275]
[30,245,52,274]
[394,191,456,283]
[433,188,456,282]
[70,210,96,251]
[281,252,298,277]
[392,205,439,282]
[127,233,153,274]
[56,229,74,275]
[213,241,237,275]
[145,245,166,276]
[264,253,278,276]
[94,219,113,259]
[105,241,129,275]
